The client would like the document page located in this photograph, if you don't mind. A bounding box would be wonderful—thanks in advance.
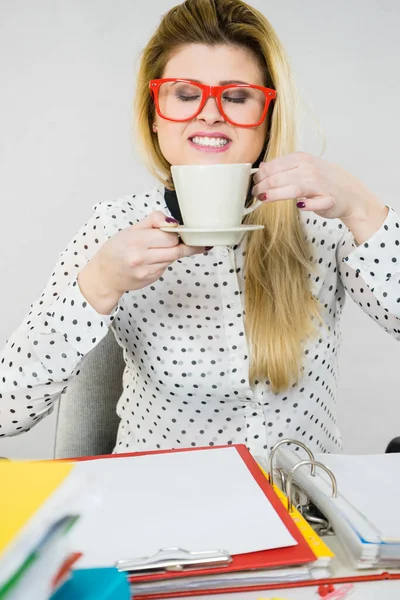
[315,452,400,541]
[71,446,296,567]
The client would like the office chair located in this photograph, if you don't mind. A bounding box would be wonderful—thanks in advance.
[53,330,124,458]
[385,437,400,453]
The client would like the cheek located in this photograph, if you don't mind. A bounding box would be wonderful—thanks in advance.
[238,128,266,160]
[156,122,186,163]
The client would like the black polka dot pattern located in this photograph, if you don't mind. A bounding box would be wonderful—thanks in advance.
[1,186,399,457]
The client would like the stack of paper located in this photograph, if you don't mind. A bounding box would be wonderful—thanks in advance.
[275,448,400,569]
[0,460,88,599]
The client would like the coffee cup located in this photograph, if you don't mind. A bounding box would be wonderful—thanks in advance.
[170,163,262,229]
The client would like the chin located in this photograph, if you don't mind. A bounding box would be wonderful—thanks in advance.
[180,151,244,166]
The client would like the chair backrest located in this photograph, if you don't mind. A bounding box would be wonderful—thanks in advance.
[53,330,125,458]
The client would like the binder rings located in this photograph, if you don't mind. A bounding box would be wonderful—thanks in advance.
[271,439,400,570]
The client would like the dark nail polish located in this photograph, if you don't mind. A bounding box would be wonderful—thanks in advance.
[205,246,214,252]
[165,216,179,224]
[258,192,267,201]
[296,201,306,209]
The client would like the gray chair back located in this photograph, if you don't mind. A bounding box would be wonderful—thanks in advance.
[54,330,124,458]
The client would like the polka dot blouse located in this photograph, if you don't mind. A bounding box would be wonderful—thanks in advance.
[1,184,400,456]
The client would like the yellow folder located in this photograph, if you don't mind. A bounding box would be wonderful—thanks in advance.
[258,465,334,561]
[0,460,74,555]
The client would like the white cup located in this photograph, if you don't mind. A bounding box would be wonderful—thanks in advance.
[170,163,262,229]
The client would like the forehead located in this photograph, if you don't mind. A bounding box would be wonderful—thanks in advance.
[162,43,265,86]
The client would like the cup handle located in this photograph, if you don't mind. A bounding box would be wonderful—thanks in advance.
[243,167,262,216]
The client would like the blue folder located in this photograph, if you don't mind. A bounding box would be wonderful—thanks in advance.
[51,567,130,600]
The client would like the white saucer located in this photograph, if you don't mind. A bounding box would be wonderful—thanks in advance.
[160,224,264,247]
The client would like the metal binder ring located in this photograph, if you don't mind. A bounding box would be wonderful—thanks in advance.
[268,439,316,489]
[274,467,287,492]
[286,459,338,513]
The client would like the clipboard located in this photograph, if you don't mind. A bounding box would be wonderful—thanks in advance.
[67,444,321,597]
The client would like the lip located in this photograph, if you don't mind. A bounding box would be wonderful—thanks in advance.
[188,131,232,153]
[188,131,231,140]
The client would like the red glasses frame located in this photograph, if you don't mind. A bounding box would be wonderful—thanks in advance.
[149,78,277,128]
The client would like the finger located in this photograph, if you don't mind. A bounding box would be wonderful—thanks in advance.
[133,210,179,230]
[258,184,305,203]
[147,229,181,249]
[147,243,205,264]
[150,261,177,272]
[296,196,335,212]
[252,153,305,184]
[252,170,299,198]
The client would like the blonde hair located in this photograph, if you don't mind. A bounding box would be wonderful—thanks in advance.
[134,0,323,393]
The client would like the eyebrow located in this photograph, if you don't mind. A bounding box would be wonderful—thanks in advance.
[179,78,251,85]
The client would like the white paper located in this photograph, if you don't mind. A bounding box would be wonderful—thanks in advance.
[70,447,296,568]
[315,453,400,541]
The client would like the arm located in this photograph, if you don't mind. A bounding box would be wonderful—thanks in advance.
[0,203,203,438]
[0,206,118,437]
[337,206,400,339]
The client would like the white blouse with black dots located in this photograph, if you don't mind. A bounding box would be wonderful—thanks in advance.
[1,184,400,456]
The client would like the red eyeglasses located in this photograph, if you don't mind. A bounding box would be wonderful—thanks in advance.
[149,78,277,128]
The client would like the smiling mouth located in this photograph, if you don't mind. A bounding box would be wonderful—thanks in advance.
[189,135,231,148]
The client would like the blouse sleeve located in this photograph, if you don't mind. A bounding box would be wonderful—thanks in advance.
[0,205,119,437]
[337,205,400,339]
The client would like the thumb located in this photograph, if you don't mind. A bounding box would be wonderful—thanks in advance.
[134,210,179,230]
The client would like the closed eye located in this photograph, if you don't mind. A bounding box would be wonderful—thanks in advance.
[177,94,201,102]
[223,96,246,104]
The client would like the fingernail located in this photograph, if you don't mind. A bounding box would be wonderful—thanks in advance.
[205,246,214,252]
[296,201,306,209]
[258,192,267,201]
[165,216,179,224]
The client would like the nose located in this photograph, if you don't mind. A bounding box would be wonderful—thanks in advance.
[196,96,224,125]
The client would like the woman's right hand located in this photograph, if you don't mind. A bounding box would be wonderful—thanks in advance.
[77,211,204,315]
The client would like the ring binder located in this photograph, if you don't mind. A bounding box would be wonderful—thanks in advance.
[275,467,288,493]
[301,504,333,536]
[116,548,232,574]
[286,459,338,513]
[274,445,400,571]
[268,438,316,489]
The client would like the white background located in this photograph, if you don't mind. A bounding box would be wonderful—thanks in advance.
[1,0,399,459]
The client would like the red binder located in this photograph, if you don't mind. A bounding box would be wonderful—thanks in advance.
[71,444,317,597]
[65,445,400,598]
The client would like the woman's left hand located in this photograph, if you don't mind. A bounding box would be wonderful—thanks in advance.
[251,152,383,222]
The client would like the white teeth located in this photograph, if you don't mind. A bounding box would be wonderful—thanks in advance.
[191,136,229,147]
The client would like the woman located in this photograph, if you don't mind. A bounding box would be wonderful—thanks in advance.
[0,0,398,456]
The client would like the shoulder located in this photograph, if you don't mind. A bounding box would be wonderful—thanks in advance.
[92,185,168,236]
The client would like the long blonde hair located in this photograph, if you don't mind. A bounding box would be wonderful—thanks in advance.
[134,0,322,393]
